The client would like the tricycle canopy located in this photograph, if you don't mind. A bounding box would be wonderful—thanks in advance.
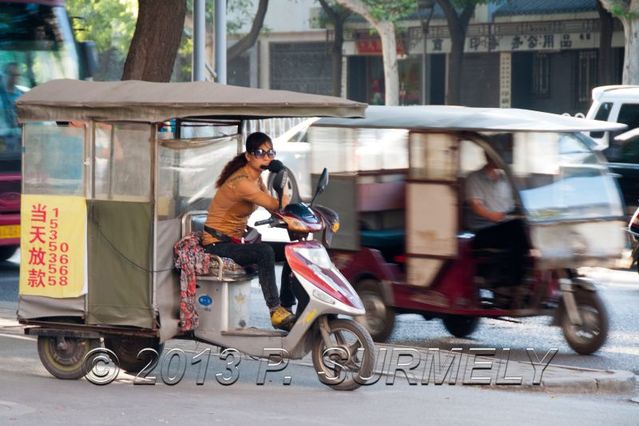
[314,105,627,133]
[17,79,366,123]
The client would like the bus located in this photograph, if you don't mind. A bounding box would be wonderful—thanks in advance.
[0,0,94,260]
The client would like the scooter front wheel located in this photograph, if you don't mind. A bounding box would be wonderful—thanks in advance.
[311,318,376,391]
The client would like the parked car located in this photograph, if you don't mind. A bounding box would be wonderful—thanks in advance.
[586,85,639,212]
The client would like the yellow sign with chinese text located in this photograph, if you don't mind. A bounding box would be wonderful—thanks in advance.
[19,195,86,298]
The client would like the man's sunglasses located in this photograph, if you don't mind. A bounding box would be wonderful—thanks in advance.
[251,148,276,158]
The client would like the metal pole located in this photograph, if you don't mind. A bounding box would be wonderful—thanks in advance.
[193,0,206,81]
[215,0,227,84]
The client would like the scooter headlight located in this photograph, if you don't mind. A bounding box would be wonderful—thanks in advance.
[296,247,333,268]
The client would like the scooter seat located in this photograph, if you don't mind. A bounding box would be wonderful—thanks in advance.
[201,255,256,282]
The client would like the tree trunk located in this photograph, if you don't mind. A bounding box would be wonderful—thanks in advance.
[331,18,345,97]
[318,0,348,97]
[447,29,464,105]
[597,1,614,86]
[122,0,187,82]
[378,21,399,105]
[227,0,269,63]
[437,0,474,105]
[598,0,639,85]
[621,17,639,84]
[334,0,399,105]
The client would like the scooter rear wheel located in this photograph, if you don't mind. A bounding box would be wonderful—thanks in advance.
[312,319,376,391]
[37,335,99,380]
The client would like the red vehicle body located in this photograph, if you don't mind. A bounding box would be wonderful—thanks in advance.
[0,172,21,256]
[0,0,93,260]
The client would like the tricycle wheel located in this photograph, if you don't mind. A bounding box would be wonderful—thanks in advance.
[560,289,609,355]
[103,336,164,374]
[355,279,395,342]
[442,315,480,338]
[37,335,99,380]
[312,318,376,391]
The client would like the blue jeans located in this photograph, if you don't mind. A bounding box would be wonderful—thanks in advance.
[204,242,282,309]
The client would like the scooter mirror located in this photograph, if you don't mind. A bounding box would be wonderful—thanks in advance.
[310,168,329,206]
[272,169,287,209]
[317,168,329,193]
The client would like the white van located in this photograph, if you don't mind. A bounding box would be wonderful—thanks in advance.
[586,85,639,211]
[585,85,639,148]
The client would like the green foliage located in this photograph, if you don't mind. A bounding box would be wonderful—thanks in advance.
[66,0,137,53]
[606,1,637,20]
[362,0,417,22]
[66,0,137,80]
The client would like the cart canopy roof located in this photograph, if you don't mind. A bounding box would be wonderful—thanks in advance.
[315,105,627,133]
[17,79,366,123]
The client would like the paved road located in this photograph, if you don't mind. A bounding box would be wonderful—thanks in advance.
[0,332,637,426]
[2,257,639,376]
[388,268,639,375]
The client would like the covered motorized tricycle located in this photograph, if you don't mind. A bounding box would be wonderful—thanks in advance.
[15,79,376,390]
[302,106,626,355]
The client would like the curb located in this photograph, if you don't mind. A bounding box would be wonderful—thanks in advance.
[513,368,636,394]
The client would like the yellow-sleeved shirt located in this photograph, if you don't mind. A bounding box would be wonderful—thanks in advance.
[202,165,279,245]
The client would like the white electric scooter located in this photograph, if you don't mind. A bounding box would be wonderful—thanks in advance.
[189,168,376,390]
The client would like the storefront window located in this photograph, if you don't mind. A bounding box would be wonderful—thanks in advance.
[399,57,422,105]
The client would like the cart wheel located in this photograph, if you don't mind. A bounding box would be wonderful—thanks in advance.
[560,290,609,355]
[442,315,480,338]
[312,319,376,391]
[355,279,395,342]
[37,335,100,380]
[103,336,164,374]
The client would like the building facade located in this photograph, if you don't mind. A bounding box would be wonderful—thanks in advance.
[228,0,625,115]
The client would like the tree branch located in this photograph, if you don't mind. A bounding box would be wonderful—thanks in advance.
[334,0,379,26]
[227,0,269,62]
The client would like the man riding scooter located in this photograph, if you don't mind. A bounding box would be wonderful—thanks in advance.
[465,151,531,307]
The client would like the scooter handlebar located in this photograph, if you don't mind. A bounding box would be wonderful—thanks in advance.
[254,217,275,226]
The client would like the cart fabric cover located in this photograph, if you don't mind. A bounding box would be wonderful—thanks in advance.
[87,201,153,328]
[17,80,366,123]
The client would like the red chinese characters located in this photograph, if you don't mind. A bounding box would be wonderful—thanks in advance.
[26,204,70,288]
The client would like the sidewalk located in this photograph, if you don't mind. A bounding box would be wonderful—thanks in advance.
[1,300,635,394]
